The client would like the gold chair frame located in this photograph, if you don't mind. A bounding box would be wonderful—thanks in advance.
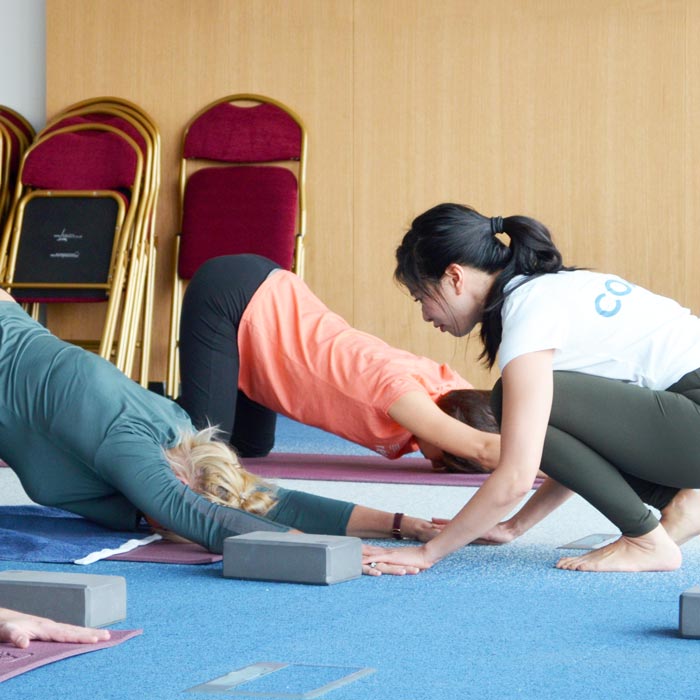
[0,105,35,142]
[59,98,161,387]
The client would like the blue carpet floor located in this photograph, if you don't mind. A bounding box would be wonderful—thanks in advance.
[271,416,377,456]
[3,417,700,698]
[4,544,700,700]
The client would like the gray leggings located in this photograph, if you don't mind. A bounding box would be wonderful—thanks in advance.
[491,369,700,537]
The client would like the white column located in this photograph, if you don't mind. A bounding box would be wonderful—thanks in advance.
[0,0,46,131]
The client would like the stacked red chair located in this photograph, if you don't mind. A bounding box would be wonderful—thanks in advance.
[0,99,160,385]
[166,94,308,398]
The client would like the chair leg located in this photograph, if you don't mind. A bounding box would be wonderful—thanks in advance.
[138,239,157,388]
[121,244,148,378]
[166,279,182,399]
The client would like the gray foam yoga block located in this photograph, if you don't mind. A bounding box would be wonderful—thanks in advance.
[0,570,126,627]
[223,532,362,585]
[679,585,700,638]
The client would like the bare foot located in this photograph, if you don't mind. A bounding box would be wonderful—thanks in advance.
[556,524,682,572]
[660,489,700,545]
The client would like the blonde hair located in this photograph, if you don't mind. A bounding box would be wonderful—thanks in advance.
[165,426,277,516]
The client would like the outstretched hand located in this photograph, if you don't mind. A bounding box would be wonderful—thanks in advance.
[362,544,436,572]
[473,521,517,545]
[412,517,449,542]
[361,545,420,576]
[0,608,111,649]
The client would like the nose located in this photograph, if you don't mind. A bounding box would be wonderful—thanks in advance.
[421,305,431,323]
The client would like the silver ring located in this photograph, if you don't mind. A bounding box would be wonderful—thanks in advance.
[369,562,378,569]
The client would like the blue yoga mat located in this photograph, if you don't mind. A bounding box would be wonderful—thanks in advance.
[0,505,149,563]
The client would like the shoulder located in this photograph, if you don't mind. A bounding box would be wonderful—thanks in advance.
[507,270,597,295]
[504,271,603,309]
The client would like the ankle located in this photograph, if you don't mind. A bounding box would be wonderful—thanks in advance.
[621,524,674,552]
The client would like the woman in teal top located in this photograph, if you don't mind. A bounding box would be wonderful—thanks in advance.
[0,293,438,574]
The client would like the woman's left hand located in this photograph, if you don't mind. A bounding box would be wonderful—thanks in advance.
[408,517,448,542]
[362,544,436,572]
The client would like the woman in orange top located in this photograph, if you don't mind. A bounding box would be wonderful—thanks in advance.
[178,254,499,470]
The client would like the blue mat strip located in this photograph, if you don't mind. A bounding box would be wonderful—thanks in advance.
[0,506,149,563]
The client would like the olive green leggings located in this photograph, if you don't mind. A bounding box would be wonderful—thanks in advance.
[491,369,700,537]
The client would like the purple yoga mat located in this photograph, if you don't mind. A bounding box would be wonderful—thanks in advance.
[2,454,543,488]
[0,629,142,683]
[243,452,544,488]
[106,540,222,564]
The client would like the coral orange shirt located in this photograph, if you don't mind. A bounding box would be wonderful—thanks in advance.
[238,271,472,458]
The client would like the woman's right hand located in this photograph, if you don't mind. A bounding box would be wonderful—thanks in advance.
[473,520,518,545]
[362,544,436,571]
[0,608,110,649]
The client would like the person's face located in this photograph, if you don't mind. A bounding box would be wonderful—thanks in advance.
[413,264,493,337]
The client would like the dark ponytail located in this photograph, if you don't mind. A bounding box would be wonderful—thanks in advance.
[395,203,573,368]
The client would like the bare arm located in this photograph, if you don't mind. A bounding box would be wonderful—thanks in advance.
[388,391,500,470]
[346,505,443,542]
[365,350,555,570]
[477,477,574,544]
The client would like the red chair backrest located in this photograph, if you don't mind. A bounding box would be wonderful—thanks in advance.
[44,114,148,160]
[184,102,301,163]
[177,166,297,279]
[22,130,139,190]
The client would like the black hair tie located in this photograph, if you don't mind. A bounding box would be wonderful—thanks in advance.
[490,216,504,235]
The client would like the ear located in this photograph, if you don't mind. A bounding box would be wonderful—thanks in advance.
[443,263,465,293]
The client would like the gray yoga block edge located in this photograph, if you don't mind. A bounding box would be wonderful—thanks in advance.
[0,570,126,627]
[679,585,700,638]
[223,532,363,585]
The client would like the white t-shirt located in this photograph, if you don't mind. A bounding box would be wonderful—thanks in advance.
[498,270,700,389]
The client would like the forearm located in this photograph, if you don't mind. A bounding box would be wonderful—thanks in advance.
[345,506,426,540]
[389,391,500,469]
[423,470,532,563]
[430,429,499,470]
[422,351,556,561]
[265,488,353,535]
[500,477,573,538]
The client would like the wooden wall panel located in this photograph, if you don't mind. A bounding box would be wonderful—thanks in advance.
[46,0,354,382]
[352,0,699,388]
[46,0,700,389]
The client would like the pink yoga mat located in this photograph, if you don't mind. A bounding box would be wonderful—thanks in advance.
[242,452,545,488]
[106,541,222,564]
[0,629,142,683]
[3,454,537,487]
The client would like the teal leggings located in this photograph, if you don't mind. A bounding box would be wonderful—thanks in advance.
[491,369,700,537]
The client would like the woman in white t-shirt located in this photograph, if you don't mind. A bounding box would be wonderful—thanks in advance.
[364,202,700,573]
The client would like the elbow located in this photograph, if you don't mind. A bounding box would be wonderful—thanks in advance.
[476,434,500,472]
[494,472,534,505]
[509,483,533,502]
